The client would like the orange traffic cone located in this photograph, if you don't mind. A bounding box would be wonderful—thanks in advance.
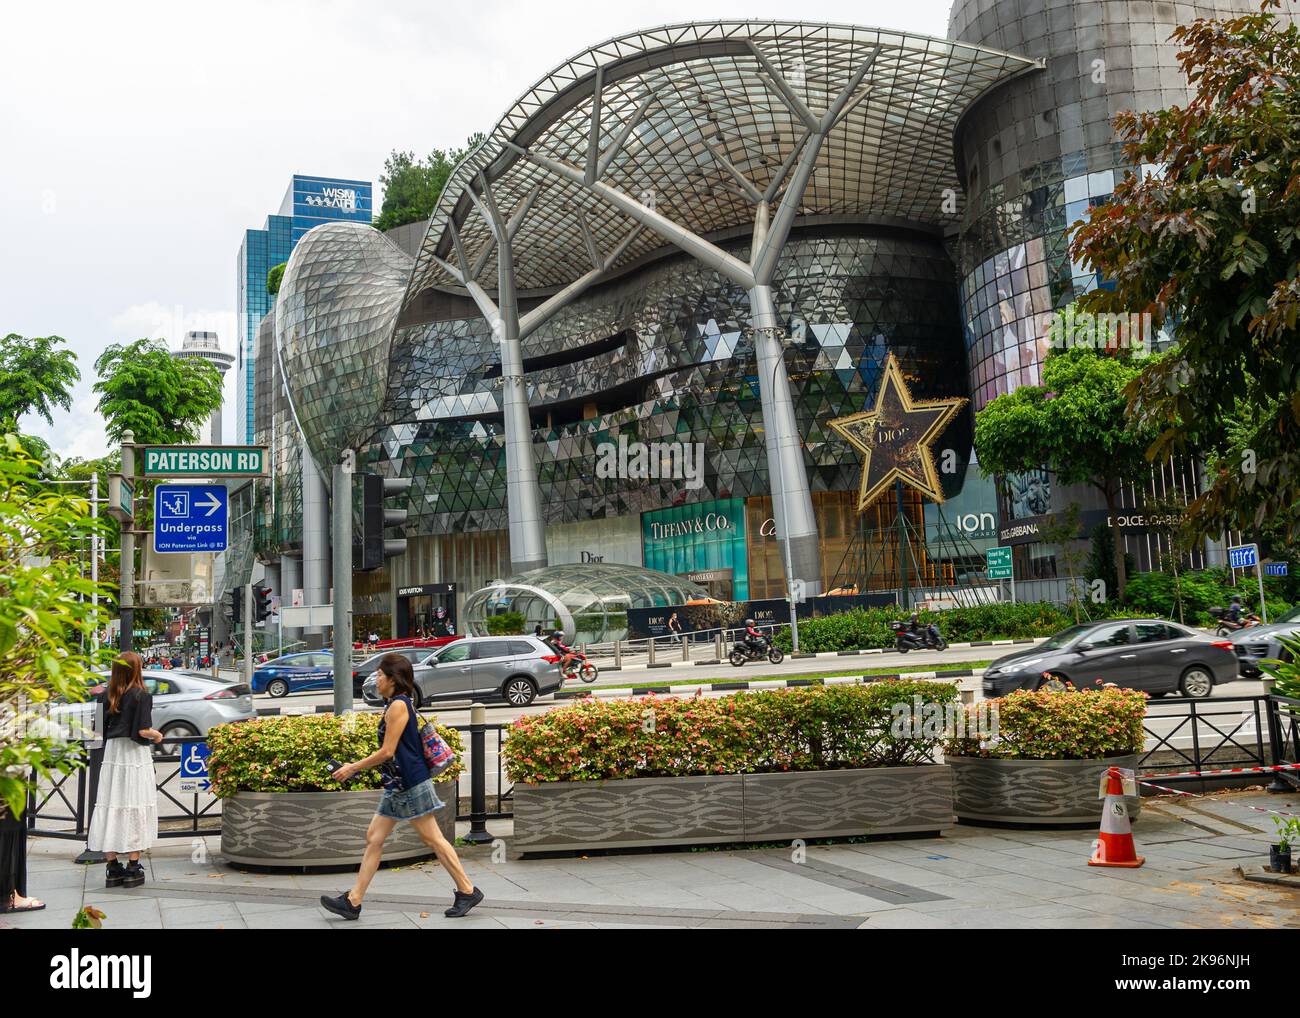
[1089,766,1144,868]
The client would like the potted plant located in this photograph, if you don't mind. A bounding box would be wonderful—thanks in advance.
[944,685,1147,825]
[1269,816,1298,874]
[504,680,958,853]
[207,712,463,867]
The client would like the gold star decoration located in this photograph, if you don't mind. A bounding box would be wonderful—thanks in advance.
[828,353,967,510]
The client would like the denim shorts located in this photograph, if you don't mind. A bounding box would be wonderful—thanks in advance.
[376,778,444,821]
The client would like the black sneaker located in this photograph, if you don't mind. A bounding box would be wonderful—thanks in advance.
[122,861,145,888]
[105,861,127,888]
[444,887,484,918]
[320,891,361,920]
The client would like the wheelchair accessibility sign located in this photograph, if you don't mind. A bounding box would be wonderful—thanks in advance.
[179,742,211,793]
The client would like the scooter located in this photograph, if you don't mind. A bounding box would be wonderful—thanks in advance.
[1209,607,1262,637]
[729,637,785,667]
[560,649,599,683]
[889,620,948,652]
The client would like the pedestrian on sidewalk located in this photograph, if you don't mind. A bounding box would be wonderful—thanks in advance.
[0,806,43,914]
[320,654,482,921]
[87,652,162,889]
[667,612,683,645]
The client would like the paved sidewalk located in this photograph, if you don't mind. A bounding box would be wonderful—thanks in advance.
[4,791,1297,930]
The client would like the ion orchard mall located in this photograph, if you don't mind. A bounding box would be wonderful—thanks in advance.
[232,1,1261,642]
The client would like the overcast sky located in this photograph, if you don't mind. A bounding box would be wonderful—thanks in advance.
[1,0,958,462]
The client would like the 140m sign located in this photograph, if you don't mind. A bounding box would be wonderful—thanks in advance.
[140,446,268,478]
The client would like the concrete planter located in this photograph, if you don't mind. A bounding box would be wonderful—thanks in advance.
[512,766,953,852]
[949,754,1141,826]
[220,781,457,867]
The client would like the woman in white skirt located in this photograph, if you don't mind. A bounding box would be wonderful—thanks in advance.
[87,652,162,888]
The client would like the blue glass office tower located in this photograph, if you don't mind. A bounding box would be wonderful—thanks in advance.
[236,175,372,444]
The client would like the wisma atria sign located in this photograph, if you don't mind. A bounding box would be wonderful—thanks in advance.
[305,187,357,210]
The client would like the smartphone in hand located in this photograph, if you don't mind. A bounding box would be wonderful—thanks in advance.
[324,758,345,776]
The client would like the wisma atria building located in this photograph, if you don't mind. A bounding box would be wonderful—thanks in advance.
[265,5,1263,633]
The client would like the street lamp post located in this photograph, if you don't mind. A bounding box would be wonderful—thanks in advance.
[767,334,801,655]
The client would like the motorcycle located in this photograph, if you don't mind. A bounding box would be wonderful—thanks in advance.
[1209,606,1262,637]
[889,620,948,652]
[729,637,785,667]
[559,649,599,683]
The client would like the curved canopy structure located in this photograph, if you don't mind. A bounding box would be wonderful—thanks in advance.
[407,21,1039,302]
[462,563,710,644]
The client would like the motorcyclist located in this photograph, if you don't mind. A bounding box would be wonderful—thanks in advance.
[549,629,580,673]
[1226,595,1243,626]
[742,618,769,657]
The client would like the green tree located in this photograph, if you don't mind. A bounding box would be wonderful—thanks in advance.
[372,135,485,232]
[0,333,80,432]
[93,339,224,445]
[0,435,112,818]
[974,346,1159,600]
[1071,1,1300,541]
[267,262,286,295]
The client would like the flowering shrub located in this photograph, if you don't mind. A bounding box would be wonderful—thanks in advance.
[206,712,463,798]
[945,686,1145,760]
[503,680,958,783]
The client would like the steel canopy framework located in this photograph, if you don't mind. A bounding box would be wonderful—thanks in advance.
[407,22,1039,301]
[399,21,1037,592]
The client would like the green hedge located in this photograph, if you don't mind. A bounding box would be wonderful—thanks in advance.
[771,602,1122,654]
[946,686,1146,760]
[1122,568,1292,626]
[503,681,958,783]
[206,712,463,797]
[482,611,525,636]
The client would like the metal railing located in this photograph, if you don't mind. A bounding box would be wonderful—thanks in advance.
[24,714,519,845]
[1139,694,1300,791]
[25,736,221,841]
[24,695,1299,847]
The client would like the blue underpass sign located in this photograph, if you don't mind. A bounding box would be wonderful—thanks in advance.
[153,484,228,553]
[1265,562,1289,577]
[178,742,210,793]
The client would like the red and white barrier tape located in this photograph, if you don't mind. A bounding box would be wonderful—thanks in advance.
[1139,762,1300,782]
[1136,773,1300,820]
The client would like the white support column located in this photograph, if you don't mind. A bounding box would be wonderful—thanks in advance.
[496,49,878,597]
[431,179,642,575]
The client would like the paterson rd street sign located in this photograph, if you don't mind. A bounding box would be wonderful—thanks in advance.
[153,484,228,553]
[140,445,267,478]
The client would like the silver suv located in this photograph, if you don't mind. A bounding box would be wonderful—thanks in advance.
[361,636,563,708]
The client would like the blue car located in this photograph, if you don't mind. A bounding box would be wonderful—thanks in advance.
[252,652,336,698]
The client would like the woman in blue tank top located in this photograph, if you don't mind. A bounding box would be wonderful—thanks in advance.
[320,654,482,921]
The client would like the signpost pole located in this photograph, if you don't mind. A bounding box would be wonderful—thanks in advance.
[332,457,353,717]
[119,432,135,654]
[1011,560,1017,605]
[91,472,99,653]
[242,583,253,689]
[1257,559,1268,624]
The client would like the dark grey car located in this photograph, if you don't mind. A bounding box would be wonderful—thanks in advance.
[361,636,563,708]
[1228,606,1300,677]
[982,619,1238,699]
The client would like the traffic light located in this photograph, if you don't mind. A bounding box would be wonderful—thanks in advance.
[226,588,243,625]
[253,585,273,623]
[355,473,411,571]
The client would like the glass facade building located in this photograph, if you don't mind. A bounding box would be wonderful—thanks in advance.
[251,8,1277,626]
[236,175,373,444]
